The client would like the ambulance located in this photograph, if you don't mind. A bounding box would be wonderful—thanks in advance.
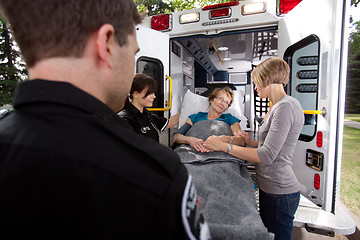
[135,0,356,236]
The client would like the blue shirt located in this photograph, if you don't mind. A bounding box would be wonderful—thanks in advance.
[189,112,240,126]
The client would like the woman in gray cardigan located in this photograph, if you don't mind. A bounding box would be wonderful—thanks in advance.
[204,57,304,240]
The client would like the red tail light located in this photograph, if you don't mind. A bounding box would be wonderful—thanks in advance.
[210,8,231,19]
[316,131,323,148]
[314,173,320,190]
[277,0,302,15]
[151,14,172,31]
[202,1,239,11]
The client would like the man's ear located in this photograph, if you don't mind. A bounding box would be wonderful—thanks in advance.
[96,24,116,69]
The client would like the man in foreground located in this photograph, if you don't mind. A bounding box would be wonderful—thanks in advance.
[0,0,210,239]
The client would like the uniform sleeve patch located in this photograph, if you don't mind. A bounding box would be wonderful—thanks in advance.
[181,175,212,240]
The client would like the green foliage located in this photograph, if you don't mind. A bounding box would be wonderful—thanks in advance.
[168,0,198,12]
[134,0,237,16]
[346,20,360,114]
[195,0,235,7]
[345,114,360,122]
[0,16,27,106]
[345,77,360,114]
[134,0,173,15]
[351,0,359,7]
[348,21,360,77]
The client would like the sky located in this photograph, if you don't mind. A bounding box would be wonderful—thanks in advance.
[350,4,360,22]
[349,4,359,32]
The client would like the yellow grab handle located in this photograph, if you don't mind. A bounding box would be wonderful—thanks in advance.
[303,108,327,117]
[211,39,224,65]
[147,75,172,112]
[303,110,323,115]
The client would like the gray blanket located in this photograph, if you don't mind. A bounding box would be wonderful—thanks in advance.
[174,120,274,240]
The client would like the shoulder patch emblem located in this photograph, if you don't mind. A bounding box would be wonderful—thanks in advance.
[181,175,212,240]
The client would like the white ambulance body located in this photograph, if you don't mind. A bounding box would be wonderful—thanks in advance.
[135,0,356,236]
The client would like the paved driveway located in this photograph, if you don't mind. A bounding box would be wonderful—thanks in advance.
[344,119,360,129]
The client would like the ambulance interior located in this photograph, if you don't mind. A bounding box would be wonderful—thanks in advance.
[170,28,278,132]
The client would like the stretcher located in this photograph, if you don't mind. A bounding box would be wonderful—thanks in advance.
[174,120,274,240]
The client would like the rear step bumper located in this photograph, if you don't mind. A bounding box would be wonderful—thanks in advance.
[294,196,356,236]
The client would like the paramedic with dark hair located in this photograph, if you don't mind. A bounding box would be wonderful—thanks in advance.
[118,73,180,142]
[204,57,304,240]
[0,0,211,239]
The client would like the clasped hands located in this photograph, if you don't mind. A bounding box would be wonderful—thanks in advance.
[190,130,249,153]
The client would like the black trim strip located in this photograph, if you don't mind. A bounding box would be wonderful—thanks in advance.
[332,0,347,215]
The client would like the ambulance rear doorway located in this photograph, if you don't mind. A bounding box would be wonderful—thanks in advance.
[165,26,356,237]
[169,27,278,132]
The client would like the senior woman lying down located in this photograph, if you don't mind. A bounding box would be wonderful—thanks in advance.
[174,87,245,152]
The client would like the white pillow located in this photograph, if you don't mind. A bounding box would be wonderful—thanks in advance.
[179,89,248,129]
[179,90,209,128]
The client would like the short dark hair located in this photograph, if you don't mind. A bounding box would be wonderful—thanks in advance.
[0,0,143,67]
[208,87,234,107]
[130,73,157,99]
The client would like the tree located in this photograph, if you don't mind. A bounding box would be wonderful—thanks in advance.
[168,0,197,12]
[0,16,27,106]
[134,0,173,15]
[134,0,232,16]
[351,0,359,7]
[348,21,360,76]
[346,20,360,113]
[170,0,233,12]
[350,0,360,24]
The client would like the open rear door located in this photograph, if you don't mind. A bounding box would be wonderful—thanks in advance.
[279,0,348,212]
[278,0,355,235]
[135,25,171,146]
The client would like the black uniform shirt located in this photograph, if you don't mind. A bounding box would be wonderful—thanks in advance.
[0,79,211,240]
[118,102,168,142]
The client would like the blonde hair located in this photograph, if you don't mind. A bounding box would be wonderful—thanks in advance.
[208,87,234,107]
[251,57,290,88]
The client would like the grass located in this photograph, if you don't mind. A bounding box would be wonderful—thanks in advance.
[340,124,360,217]
[345,114,360,122]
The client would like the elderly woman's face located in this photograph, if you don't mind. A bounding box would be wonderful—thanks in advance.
[210,92,232,113]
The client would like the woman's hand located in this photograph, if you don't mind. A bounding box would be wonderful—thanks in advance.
[204,136,227,152]
[218,135,231,143]
[235,130,250,145]
[188,137,211,153]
